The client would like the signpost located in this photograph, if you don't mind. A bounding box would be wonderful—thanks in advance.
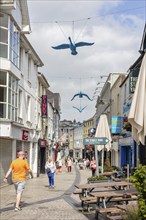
[83,137,110,176]
[83,137,109,145]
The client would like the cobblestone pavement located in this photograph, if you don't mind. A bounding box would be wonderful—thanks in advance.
[0,164,99,220]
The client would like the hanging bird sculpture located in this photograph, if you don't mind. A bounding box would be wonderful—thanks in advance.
[52,37,94,55]
[73,105,87,113]
[71,91,92,101]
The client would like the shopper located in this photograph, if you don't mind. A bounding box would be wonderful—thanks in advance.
[67,157,72,172]
[90,156,96,176]
[45,157,56,189]
[3,151,33,211]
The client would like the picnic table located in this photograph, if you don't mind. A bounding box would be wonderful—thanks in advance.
[74,181,132,197]
[89,188,138,208]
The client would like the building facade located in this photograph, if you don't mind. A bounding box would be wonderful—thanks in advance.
[0,0,44,185]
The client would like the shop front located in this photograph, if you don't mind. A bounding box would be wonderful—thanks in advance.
[38,139,48,174]
[119,136,136,170]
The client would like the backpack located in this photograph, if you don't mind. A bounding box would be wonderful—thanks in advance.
[46,167,51,177]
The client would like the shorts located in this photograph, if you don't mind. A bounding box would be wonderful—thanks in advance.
[14,181,26,193]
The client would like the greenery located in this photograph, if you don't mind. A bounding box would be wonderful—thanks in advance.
[130,164,146,220]
[123,208,139,220]
[87,175,109,182]
[104,158,120,172]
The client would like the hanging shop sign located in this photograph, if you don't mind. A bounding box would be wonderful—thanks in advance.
[111,116,123,134]
[38,138,47,147]
[22,130,29,140]
[129,66,139,93]
[41,95,47,118]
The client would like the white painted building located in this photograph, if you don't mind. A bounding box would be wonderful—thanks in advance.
[0,0,44,185]
[74,124,83,159]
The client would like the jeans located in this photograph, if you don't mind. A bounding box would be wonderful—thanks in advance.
[48,172,55,186]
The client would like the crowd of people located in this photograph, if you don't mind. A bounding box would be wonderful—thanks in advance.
[3,151,96,212]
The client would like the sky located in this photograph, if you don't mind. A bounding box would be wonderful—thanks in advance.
[27,0,145,122]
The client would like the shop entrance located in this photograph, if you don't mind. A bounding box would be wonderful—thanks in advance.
[40,147,46,173]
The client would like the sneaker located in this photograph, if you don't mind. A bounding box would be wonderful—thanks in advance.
[51,186,55,189]
[14,207,22,212]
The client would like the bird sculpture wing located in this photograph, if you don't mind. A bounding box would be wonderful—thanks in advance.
[73,106,81,112]
[71,93,80,101]
[75,42,94,48]
[81,105,87,111]
[73,105,87,113]
[52,44,70,50]
[82,93,93,101]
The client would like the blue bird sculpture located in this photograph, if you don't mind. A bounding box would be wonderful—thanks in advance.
[73,105,87,113]
[52,36,94,55]
[71,91,92,101]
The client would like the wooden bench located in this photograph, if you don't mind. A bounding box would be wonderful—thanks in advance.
[95,207,125,220]
[80,196,96,201]
[79,196,97,211]
[110,196,138,203]
[107,215,127,220]
[73,190,82,196]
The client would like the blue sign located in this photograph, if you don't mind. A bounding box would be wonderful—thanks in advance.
[83,137,109,145]
[111,116,123,134]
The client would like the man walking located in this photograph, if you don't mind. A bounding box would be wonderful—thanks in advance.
[3,151,33,211]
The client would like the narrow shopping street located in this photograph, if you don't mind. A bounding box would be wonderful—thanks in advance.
[0,164,96,220]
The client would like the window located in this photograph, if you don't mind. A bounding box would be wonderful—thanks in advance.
[8,74,18,120]
[9,20,20,67]
[26,96,31,121]
[0,13,8,58]
[0,71,18,120]
[0,71,7,118]
[18,90,22,118]
[28,58,31,81]
[0,13,20,68]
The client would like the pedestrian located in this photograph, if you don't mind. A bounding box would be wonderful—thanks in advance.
[86,158,90,169]
[56,158,62,173]
[67,157,72,172]
[3,151,33,212]
[90,156,96,176]
[45,157,56,189]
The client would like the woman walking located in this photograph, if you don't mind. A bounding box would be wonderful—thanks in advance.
[67,157,72,172]
[45,157,56,189]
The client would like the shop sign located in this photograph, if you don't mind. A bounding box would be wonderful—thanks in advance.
[22,130,28,140]
[111,116,123,134]
[119,137,133,146]
[39,139,47,147]
[41,95,47,118]
[129,67,139,93]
